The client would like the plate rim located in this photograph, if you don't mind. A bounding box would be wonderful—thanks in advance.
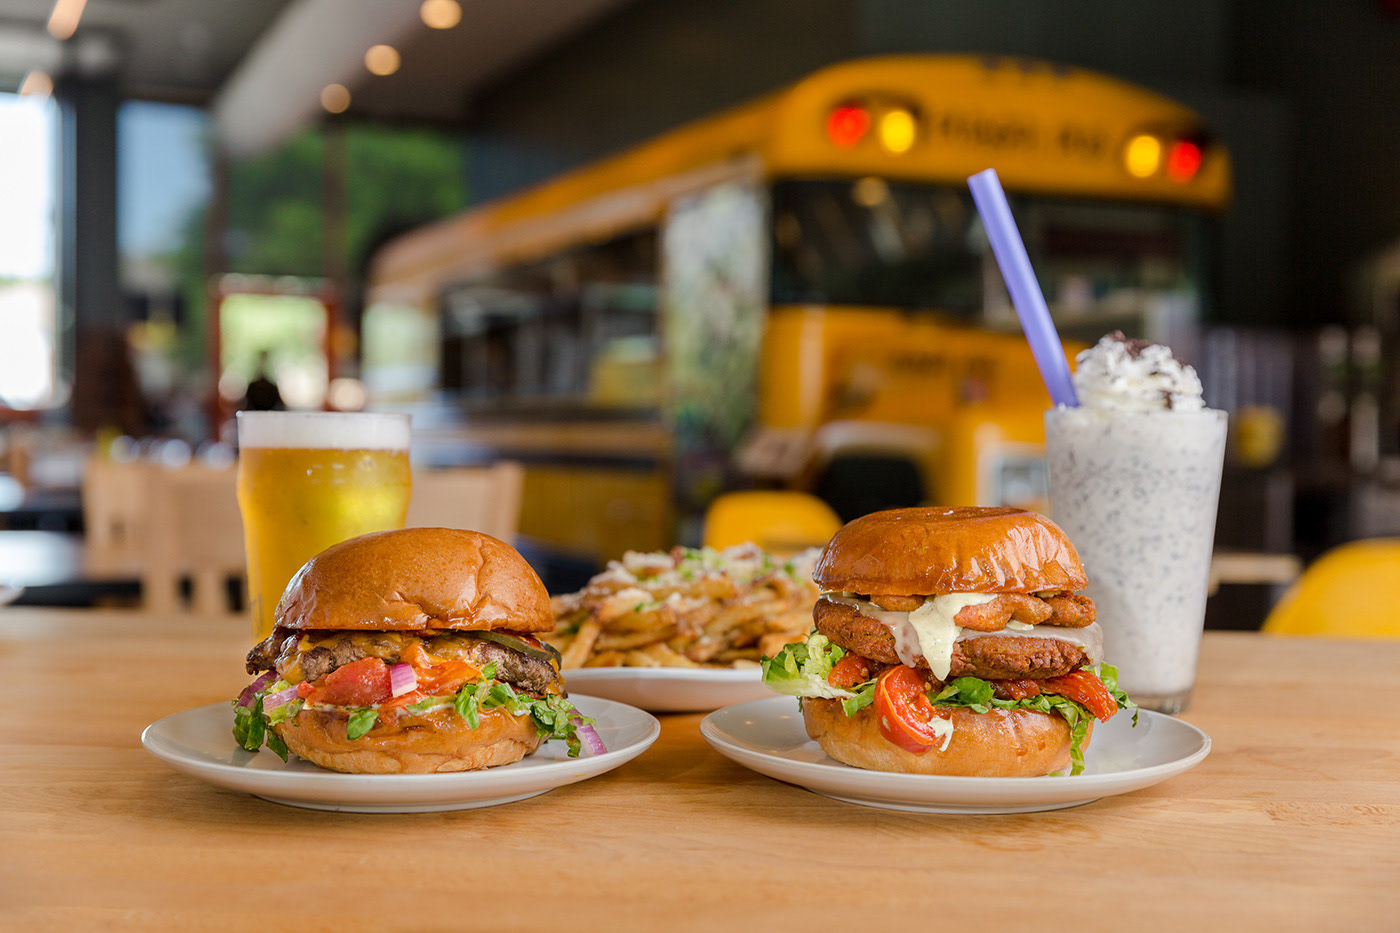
[700,695,1211,792]
[141,693,660,790]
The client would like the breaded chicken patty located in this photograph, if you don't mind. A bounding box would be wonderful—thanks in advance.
[813,599,1091,681]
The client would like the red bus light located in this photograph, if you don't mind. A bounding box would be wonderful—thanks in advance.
[1166,140,1203,182]
[826,105,871,147]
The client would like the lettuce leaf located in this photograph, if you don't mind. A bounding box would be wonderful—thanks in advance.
[234,658,595,760]
[231,690,289,761]
[760,632,856,700]
[345,708,378,740]
[757,638,1139,776]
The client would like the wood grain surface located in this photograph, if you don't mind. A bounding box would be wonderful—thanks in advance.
[2,609,1397,931]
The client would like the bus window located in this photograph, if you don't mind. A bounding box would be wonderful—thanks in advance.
[439,230,658,410]
[771,178,984,315]
[769,177,1210,335]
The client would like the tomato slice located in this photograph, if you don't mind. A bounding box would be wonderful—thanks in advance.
[828,654,873,689]
[993,678,1042,700]
[1042,670,1118,722]
[873,665,953,753]
[303,657,392,707]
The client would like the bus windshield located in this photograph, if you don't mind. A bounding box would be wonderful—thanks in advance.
[770,177,1213,331]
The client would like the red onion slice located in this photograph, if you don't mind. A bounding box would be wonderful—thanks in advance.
[571,713,607,756]
[236,672,275,708]
[389,663,418,698]
[262,685,300,712]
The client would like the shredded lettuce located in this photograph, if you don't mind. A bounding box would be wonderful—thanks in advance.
[231,692,289,762]
[231,655,595,759]
[760,634,1138,775]
[760,632,857,700]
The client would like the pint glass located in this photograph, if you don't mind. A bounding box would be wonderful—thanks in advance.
[236,411,411,639]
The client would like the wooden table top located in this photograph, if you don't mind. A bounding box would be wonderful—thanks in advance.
[2,608,1397,930]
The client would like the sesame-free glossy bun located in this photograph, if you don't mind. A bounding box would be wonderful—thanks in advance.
[802,697,1089,777]
[273,704,544,774]
[813,507,1087,596]
[275,527,553,633]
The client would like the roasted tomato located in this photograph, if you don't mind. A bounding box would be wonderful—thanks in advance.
[303,657,392,707]
[829,654,873,689]
[993,678,1042,701]
[873,665,952,753]
[1043,669,1118,722]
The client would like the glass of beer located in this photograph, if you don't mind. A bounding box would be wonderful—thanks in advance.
[236,411,411,639]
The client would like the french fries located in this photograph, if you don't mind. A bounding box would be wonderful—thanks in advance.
[546,544,820,670]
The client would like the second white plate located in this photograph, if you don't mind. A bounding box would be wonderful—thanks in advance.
[562,666,770,713]
[701,697,1210,813]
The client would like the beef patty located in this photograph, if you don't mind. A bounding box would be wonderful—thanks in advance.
[813,600,1089,681]
[246,628,562,696]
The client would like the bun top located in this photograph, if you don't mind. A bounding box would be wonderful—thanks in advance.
[275,527,553,633]
[813,506,1087,596]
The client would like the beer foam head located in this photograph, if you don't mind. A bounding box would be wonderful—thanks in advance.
[236,411,410,451]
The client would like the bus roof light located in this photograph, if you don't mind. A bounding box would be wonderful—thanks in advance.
[878,108,917,154]
[1166,140,1203,182]
[826,105,871,147]
[1124,134,1162,178]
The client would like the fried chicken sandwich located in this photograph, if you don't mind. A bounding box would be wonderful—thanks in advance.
[761,507,1133,776]
[234,527,601,773]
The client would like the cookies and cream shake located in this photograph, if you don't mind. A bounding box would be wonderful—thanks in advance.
[1044,333,1227,713]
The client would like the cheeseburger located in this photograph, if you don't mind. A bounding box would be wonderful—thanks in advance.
[761,507,1134,776]
[233,527,600,773]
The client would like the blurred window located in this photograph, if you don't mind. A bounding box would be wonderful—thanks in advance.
[0,92,60,410]
[770,178,1211,333]
[439,231,659,410]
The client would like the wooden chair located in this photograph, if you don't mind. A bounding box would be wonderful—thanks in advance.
[1262,539,1400,638]
[82,457,150,553]
[406,463,525,542]
[143,464,246,615]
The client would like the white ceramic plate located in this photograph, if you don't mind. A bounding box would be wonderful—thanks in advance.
[142,695,659,813]
[562,666,771,713]
[700,697,1210,814]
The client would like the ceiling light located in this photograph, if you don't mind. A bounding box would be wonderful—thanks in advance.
[320,84,351,114]
[19,71,54,98]
[47,0,87,40]
[851,176,890,208]
[420,0,462,29]
[365,44,401,76]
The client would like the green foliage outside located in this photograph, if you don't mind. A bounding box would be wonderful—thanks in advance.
[170,123,466,367]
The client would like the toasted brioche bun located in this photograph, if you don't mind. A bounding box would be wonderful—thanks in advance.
[813,506,1087,596]
[803,697,1089,776]
[273,704,544,774]
[275,527,553,633]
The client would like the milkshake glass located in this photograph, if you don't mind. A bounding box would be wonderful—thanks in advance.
[1044,336,1227,713]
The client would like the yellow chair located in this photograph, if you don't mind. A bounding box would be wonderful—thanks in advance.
[702,491,842,555]
[1262,539,1400,638]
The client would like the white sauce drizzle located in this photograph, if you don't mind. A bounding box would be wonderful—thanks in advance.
[907,594,997,680]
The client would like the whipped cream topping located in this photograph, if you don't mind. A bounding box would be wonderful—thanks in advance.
[1072,332,1205,412]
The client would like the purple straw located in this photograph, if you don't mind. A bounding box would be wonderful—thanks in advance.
[966,168,1079,407]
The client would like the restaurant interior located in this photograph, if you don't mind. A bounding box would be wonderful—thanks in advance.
[2,0,1398,928]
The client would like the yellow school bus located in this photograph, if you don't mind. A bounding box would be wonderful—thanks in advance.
[365,55,1230,562]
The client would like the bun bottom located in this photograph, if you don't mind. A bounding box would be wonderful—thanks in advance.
[273,705,543,774]
[802,698,1091,777]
